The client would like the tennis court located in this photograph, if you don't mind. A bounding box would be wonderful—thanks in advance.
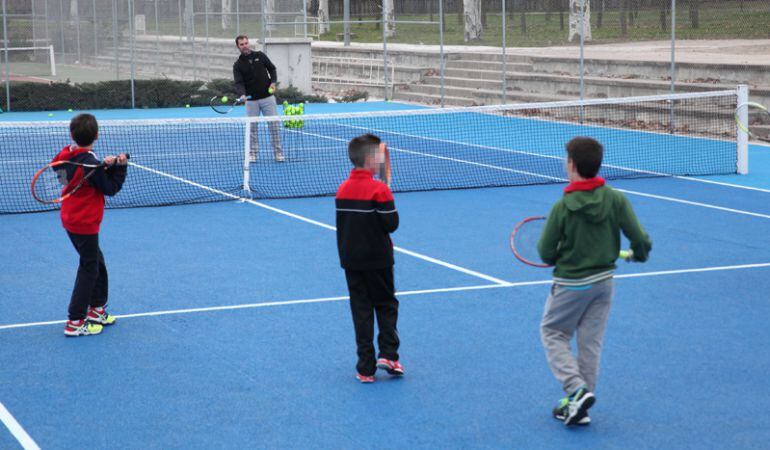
[1,95,769,449]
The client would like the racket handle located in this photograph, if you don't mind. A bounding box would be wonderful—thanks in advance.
[619,249,634,262]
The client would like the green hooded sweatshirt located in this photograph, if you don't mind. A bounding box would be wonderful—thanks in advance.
[537,184,652,285]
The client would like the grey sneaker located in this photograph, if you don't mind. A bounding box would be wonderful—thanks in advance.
[553,397,591,425]
[564,387,595,426]
[274,151,285,162]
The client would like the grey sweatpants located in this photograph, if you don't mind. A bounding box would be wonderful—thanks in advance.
[246,96,282,156]
[540,278,614,395]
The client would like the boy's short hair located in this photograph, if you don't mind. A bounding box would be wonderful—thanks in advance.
[566,136,603,178]
[348,134,381,168]
[235,35,248,45]
[70,113,98,147]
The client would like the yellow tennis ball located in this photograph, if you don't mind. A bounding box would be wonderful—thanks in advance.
[221,96,229,103]
[185,104,190,108]
[268,87,275,94]
[48,113,53,117]
[67,108,73,112]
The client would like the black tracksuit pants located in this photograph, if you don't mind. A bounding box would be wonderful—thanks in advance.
[67,232,108,321]
[345,267,399,376]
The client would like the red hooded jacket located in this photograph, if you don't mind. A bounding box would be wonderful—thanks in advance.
[52,145,127,234]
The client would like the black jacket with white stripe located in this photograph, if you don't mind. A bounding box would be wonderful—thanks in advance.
[335,169,399,270]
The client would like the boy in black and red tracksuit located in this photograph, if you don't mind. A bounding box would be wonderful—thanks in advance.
[55,113,128,337]
[336,134,403,383]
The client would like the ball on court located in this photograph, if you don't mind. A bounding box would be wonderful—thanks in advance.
[48,113,53,117]
[221,96,229,103]
[185,104,190,108]
[67,108,73,112]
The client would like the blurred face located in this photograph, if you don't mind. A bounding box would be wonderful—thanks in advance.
[237,37,250,55]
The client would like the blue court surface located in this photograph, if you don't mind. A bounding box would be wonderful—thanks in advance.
[1,101,770,449]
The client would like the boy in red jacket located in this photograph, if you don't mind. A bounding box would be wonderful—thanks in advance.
[54,114,128,337]
[336,134,402,383]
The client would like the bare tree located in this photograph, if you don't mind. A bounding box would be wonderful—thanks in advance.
[520,0,527,34]
[464,0,482,41]
[658,0,667,33]
[568,0,591,42]
[620,0,628,37]
[222,0,231,29]
[688,0,700,28]
[319,0,329,34]
[595,0,603,28]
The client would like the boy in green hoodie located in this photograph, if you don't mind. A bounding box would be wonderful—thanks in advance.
[538,136,652,426]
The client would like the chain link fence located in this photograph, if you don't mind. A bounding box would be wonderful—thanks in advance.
[0,0,768,110]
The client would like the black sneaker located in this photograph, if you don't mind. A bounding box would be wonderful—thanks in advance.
[564,388,595,426]
[553,397,591,425]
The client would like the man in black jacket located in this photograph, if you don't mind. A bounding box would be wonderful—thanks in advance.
[233,35,284,162]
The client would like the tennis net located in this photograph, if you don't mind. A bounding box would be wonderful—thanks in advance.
[0,89,746,214]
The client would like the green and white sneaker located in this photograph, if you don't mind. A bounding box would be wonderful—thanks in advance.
[553,397,590,425]
[564,387,595,426]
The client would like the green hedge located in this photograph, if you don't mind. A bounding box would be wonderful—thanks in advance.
[6,79,329,111]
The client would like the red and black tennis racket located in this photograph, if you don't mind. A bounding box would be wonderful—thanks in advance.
[30,154,130,204]
[510,216,633,267]
[510,216,551,267]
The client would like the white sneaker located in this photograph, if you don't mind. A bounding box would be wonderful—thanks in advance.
[274,151,285,162]
[248,152,257,163]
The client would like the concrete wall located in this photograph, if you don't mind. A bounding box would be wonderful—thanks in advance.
[264,38,312,92]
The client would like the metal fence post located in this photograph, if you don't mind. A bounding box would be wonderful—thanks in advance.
[382,0,388,100]
[2,0,9,112]
[579,0,585,101]
[129,0,136,108]
[344,0,350,46]
[669,0,676,132]
[502,0,507,104]
[439,0,444,107]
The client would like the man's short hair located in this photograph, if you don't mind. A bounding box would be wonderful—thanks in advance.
[566,136,603,178]
[235,35,248,45]
[348,134,381,168]
[70,113,98,147]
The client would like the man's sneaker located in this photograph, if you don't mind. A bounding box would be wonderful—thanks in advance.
[356,373,375,383]
[86,306,116,326]
[248,152,258,163]
[376,358,405,376]
[64,319,103,337]
[274,151,285,162]
[553,397,591,425]
[564,387,596,426]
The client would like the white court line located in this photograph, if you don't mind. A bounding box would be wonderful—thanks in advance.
[3,262,770,332]
[290,125,770,219]
[129,162,508,285]
[333,121,770,195]
[618,189,770,219]
[0,402,40,450]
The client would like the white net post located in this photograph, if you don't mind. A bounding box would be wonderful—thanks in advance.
[736,84,749,175]
[243,120,252,193]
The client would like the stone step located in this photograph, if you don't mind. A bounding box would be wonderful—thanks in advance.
[394,82,573,104]
[444,60,533,72]
[419,73,770,106]
[447,52,533,64]
[391,91,479,107]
